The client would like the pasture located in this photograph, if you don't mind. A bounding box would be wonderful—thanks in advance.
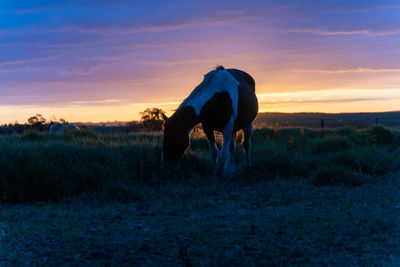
[1,127,400,265]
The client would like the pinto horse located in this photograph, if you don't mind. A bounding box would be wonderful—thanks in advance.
[162,66,258,174]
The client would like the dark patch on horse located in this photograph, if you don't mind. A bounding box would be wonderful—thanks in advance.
[200,91,233,132]
[165,106,198,129]
[163,106,199,162]
[226,69,259,130]
[227,68,255,93]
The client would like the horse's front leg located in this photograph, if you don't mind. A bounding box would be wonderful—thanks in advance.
[221,118,234,176]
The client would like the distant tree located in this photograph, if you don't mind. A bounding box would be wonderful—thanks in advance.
[139,108,167,132]
[28,114,46,125]
[27,114,47,130]
[48,117,69,127]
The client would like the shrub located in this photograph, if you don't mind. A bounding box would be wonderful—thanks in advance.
[21,130,46,142]
[258,128,275,143]
[350,147,396,175]
[335,127,353,136]
[350,129,376,146]
[323,147,397,176]
[253,146,310,178]
[71,128,101,139]
[367,126,394,145]
[287,136,297,151]
[311,134,353,154]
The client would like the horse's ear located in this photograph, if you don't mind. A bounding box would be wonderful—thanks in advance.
[161,113,168,121]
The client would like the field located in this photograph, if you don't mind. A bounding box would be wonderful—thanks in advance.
[1,126,400,265]
[255,111,400,129]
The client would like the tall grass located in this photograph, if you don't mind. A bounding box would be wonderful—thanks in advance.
[0,126,399,202]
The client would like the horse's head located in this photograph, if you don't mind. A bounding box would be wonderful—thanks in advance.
[162,115,190,164]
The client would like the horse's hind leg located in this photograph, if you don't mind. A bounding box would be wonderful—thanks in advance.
[243,123,253,167]
[229,132,237,173]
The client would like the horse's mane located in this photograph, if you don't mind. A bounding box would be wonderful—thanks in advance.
[179,65,225,109]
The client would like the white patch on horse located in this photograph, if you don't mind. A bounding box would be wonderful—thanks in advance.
[221,116,235,173]
[178,69,240,119]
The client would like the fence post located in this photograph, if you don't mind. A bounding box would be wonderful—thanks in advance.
[320,119,325,129]
[376,118,379,125]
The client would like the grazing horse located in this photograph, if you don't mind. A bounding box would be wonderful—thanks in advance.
[162,66,258,174]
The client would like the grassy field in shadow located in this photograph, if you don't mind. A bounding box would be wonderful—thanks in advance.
[0,127,400,265]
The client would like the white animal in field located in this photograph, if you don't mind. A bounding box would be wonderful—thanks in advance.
[49,123,64,134]
[49,123,80,134]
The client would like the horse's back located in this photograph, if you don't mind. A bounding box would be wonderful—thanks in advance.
[226,69,258,130]
[226,69,255,93]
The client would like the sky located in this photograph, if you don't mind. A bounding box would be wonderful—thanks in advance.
[1,0,400,123]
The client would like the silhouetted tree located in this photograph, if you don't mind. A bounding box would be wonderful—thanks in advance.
[27,114,47,130]
[139,108,167,132]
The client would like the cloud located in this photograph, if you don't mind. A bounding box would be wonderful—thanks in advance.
[324,3,400,13]
[66,99,126,106]
[257,88,400,105]
[44,14,257,36]
[0,56,61,68]
[293,68,400,74]
[284,28,400,36]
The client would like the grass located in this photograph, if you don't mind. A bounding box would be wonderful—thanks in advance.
[1,126,400,203]
[1,126,400,265]
[1,177,400,265]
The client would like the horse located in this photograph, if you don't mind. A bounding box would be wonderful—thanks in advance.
[162,66,258,174]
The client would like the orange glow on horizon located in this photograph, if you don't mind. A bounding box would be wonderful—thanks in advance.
[2,87,400,124]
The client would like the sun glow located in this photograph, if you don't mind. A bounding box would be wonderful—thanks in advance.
[256,88,400,113]
[3,87,400,124]
[0,101,182,124]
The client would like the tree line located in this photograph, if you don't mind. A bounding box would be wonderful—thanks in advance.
[0,108,168,134]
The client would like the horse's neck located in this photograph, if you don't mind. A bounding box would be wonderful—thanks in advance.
[175,106,200,130]
[184,118,200,131]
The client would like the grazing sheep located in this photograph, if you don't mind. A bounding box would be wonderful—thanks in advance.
[63,124,80,133]
[49,122,64,134]
[49,123,80,134]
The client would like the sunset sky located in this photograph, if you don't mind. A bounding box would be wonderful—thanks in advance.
[1,0,400,123]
